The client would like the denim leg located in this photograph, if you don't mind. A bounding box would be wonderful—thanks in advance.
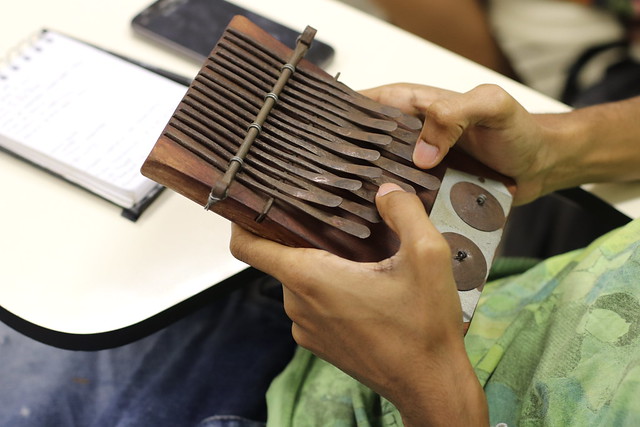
[0,275,295,427]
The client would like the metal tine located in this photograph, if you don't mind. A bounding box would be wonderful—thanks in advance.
[201,63,391,159]
[199,62,436,198]
[184,98,362,195]
[191,75,383,179]
[190,91,379,189]
[166,121,372,238]
[371,156,441,190]
[186,85,380,195]
[263,117,383,178]
[218,40,398,133]
[215,48,397,141]
[180,95,359,195]
[285,79,398,132]
[174,107,346,208]
[245,176,372,239]
[267,107,383,160]
[390,126,421,145]
[277,89,395,144]
[381,140,414,162]
[164,125,229,172]
[186,81,390,218]
[280,83,398,133]
[338,197,381,223]
[293,73,422,131]
[394,112,423,130]
[209,53,393,147]
[224,29,404,119]
[196,70,381,162]
[178,96,354,203]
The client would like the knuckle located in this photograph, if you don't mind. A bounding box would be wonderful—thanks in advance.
[426,98,457,126]
[410,232,451,260]
[472,84,513,112]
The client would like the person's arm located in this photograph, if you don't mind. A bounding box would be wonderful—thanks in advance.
[230,83,640,424]
[230,184,489,426]
[363,83,640,205]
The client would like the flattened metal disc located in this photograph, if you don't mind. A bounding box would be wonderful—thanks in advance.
[442,232,487,291]
[450,182,505,232]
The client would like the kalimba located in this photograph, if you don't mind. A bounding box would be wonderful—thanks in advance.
[141,16,514,322]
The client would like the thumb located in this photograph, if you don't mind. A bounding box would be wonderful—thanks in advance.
[375,183,444,254]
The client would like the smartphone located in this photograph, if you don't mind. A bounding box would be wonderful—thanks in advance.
[132,0,335,67]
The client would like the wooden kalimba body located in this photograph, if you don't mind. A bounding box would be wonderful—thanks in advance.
[141,16,514,322]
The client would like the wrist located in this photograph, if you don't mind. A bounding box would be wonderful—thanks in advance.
[535,98,640,193]
[391,341,489,426]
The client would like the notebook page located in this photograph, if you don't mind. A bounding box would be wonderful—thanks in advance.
[0,30,187,208]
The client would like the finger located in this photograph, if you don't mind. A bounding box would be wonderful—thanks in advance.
[414,84,519,169]
[229,224,303,280]
[359,83,456,117]
[375,184,446,261]
[230,224,360,293]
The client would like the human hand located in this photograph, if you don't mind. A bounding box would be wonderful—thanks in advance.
[361,83,554,205]
[230,183,488,426]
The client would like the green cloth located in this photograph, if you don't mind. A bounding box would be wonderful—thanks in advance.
[266,218,640,426]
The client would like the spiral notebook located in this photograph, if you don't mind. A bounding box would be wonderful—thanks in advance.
[0,29,188,220]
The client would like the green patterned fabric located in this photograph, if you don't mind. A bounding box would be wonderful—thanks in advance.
[266,218,640,426]
[468,217,640,426]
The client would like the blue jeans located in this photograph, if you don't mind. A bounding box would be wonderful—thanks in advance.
[0,275,295,426]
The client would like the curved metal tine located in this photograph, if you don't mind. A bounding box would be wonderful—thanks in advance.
[262,117,383,178]
[284,79,398,132]
[293,70,405,118]
[263,115,383,178]
[183,91,368,192]
[268,108,381,160]
[223,27,407,124]
[279,82,398,132]
[338,197,381,223]
[268,93,393,146]
[222,32,402,125]
[164,125,229,173]
[218,37,280,79]
[208,55,268,98]
[389,126,421,145]
[380,140,414,162]
[202,60,385,160]
[210,52,395,147]
[242,161,343,208]
[175,105,346,208]
[185,84,381,185]
[394,112,423,130]
[226,27,287,64]
[187,99,363,191]
[371,156,441,190]
[277,93,395,145]
[201,72,382,162]
[212,52,394,147]
[253,143,363,191]
[166,119,372,238]
[238,173,372,239]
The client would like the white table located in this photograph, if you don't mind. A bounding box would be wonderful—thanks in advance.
[0,0,631,348]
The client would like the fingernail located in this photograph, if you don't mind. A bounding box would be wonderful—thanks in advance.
[413,139,439,168]
[376,183,404,197]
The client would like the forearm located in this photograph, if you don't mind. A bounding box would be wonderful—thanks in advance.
[537,96,640,194]
[388,341,489,426]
